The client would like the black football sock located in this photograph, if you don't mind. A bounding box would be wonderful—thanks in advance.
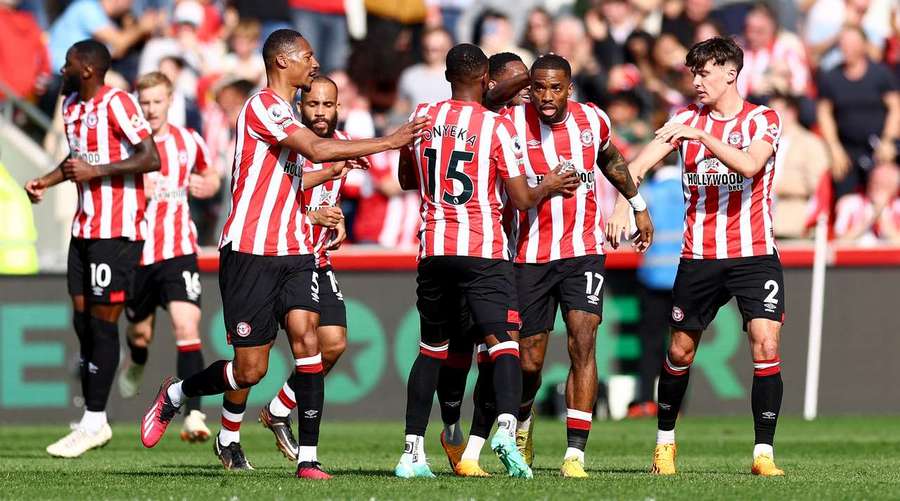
[519,362,541,421]
[219,396,246,446]
[437,352,471,428]
[657,356,691,434]
[182,360,233,398]
[288,355,325,450]
[128,338,148,365]
[72,312,91,401]
[490,352,522,419]
[752,358,783,448]
[177,344,205,413]
[404,353,443,436]
[469,360,496,439]
[85,317,120,412]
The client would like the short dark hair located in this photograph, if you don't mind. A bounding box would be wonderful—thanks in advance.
[262,29,305,69]
[488,52,523,79]
[685,36,743,74]
[445,43,488,82]
[768,91,799,113]
[748,1,778,23]
[531,54,571,79]
[304,76,338,96]
[220,79,256,99]
[70,39,111,76]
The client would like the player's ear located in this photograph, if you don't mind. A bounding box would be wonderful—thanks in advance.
[488,79,497,90]
[726,66,738,84]
[567,80,575,96]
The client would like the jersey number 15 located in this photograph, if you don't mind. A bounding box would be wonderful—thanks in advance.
[424,147,474,206]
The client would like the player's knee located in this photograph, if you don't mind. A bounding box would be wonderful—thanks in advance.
[520,349,544,375]
[291,332,320,358]
[172,322,199,343]
[667,344,695,367]
[752,337,780,360]
[234,365,267,387]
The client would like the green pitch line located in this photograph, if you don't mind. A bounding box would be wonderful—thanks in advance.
[1,416,899,500]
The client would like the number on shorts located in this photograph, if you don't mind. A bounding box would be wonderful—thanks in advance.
[584,272,604,297]
[90,263,111,288]
[182,271,202,297]
[325,269,344,301]
[763,280,779,304]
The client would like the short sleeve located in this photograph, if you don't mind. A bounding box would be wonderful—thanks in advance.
[816,70,835,101]
[751,108,782,150]
[667,105,698,126]
[492,117,524,180]
[876,64,900,94]
[587,102,612,151]
[108,91,151,145]
[189,129,211,173]
[246,93,302,144]
[81,2,113,35]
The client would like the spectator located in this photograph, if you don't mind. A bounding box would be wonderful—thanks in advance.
[394,27,452,117]
[817,26,900,199]
[768,93,830,239]
[0,0,50,101]
[476,10,531,63]
[520,7,552,57]
[607,91,653,159]
[228,0,292,42]
[628,158,683,418]
[137,1,207,82]
[738,2,810,99]
[330,70,376,139]
[834,163,900,243]
[585,0,640,69]
[157,56,203,131]
[352,147,420,249]
[550,16,606,103]
[218,19,266,85]
[805,0,889,70]
[424,0,474,42]
[660,0,713,48]
[693,18,723,44]
[290,0,348,74]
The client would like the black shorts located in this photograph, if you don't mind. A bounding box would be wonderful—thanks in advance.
[516,254,607,337]
[67,237,143,304]
[126,254,201,322]
[670,253,786,332]
[416,256,519,346]
[219,245,320,347]
[316,265,346,328]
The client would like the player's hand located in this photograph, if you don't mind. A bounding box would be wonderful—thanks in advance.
[655,123,704,147]
[388,116,431,148]
[62,157,100,183]
[326,220,347,251]
[829,143,851,180]
[24,178,47,204]
[188,173,217,198]
[632,209,654,253]
[542,164,580,197]
[874,140,897,165]
[309,206,343,228]
[605,200,632,249]
[347,156,370,171]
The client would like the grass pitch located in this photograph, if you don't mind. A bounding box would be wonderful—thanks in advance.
[1,416,899,500]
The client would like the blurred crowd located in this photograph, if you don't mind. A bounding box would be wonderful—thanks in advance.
[1,0,899,247]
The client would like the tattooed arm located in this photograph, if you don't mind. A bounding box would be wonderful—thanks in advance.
[597,142,640,198]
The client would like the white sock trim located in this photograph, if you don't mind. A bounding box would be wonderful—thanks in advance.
[488,341,519,355]
[753,443,774,458]
[221,408,244,423]
[167,381,185,407]
[80,410,107,433]
[461,435,486,461]
[297,445,318,463]
[218,429,240,446]
[657,429,675,445]
[295,354,323,366]
[564,446,585,463]
[566,408,593,421]
[281,382,296,402]
[665,355,690,372]
[224,361,239,390]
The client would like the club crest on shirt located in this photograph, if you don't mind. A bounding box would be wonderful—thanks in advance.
[766,123,780,138]
[85,112,98,129]
[130,114,144,129]
[580,129,594,146]
[727,131,743,146]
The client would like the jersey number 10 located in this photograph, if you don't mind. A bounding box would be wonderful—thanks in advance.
[424,147,474,206]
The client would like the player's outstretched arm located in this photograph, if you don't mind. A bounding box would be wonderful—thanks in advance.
[282,117,430,164]
[503,166,579,210]
[598,142,653,252]
[397,146,417,191]
[604,139,670,250]
[24,158,68,204]
[61,136,161,183]
[484,71,530,111]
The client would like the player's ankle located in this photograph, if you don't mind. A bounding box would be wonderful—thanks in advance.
[657,429,675,445]
[753,443,774,459]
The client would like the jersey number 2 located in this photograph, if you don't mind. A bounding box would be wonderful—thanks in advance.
[424,147,474,205]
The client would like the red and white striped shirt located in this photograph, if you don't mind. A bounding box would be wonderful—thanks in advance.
[506,101,612,263]
[303,129,350,267]
[141,123,211,265]
[410,99,524,259]
[219,88,312,256]
[63,86,152,240]
[670,102,781,260]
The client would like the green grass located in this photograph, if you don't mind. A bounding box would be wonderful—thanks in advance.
[2,416,899,500]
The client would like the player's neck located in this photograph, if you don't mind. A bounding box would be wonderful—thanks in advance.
[265,75,297,105]
[78,81,104,101]
[450,83,483,105]
[708,89,744,120]
[154,122,170,138]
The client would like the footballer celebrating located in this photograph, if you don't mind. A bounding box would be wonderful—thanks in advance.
[395,43,578,479]
[606,37,787,477]
[117,72,221,443]
[140,29,427,480]
[506,54,653,478]
[25,40,161,457]
[259,76,357,460]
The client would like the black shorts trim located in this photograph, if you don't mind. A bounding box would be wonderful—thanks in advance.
[316,265,347,328]
[515,254,606,337]
[126,254,201,322]
[670,253,786,332]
